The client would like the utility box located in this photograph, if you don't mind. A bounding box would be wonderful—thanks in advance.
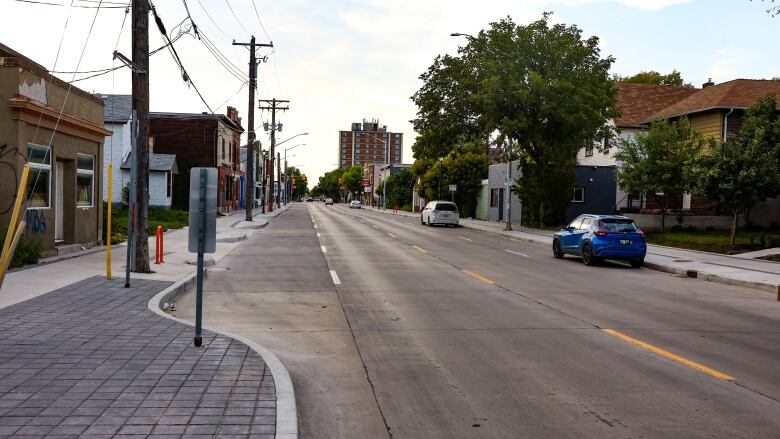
[188,168,217,253]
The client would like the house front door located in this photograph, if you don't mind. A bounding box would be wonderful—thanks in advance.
[55,162,64,241]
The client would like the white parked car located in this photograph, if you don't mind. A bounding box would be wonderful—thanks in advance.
[349,200,362,209]
[421,201,459,226]
[325,198,334,205]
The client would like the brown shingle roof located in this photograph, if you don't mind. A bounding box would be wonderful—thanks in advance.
[646,79,780,122]
[614,83,699,128]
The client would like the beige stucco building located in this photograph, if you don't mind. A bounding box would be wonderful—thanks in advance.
[0,42,110,257]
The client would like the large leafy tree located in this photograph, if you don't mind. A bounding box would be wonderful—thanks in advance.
[384,168,414,208]
[340,165,364,198]
[690,95,780,245]
[614,70,692,87]
[312,168,346,200]
[411,14,619,226]
[615,118,704,232]
[285,166,308,200]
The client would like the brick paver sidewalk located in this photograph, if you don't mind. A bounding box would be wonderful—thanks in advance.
[0,276,276,438]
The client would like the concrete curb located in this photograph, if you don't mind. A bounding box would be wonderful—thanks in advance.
[366,206,780,296]
[148,273,299,439]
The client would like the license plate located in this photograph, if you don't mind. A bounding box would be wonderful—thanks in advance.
[620,239,632,245]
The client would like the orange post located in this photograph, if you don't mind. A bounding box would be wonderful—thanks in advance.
[155,226,163,264]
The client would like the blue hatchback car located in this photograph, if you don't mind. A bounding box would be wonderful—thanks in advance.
[553,215,647,267]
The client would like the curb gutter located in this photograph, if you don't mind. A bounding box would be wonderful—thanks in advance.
[148,273,299,439]
[365,206,780,297]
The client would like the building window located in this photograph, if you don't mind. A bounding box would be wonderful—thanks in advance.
[572,187,584,203]
[76,154,94,207]
[26,144,51,209]
[490,188,499,207]
[221,139,225,160]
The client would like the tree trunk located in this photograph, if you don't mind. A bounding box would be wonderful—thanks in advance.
[730,209,738,247]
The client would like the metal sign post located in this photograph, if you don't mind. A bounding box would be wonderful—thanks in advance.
[188,168,217,347]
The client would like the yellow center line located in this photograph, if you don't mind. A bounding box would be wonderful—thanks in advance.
[412,245,428,254]
[463,269,495,285]
[602,329,734,381]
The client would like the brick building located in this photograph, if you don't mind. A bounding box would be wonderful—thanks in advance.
[338,119,402,169]
[149,108,244,212]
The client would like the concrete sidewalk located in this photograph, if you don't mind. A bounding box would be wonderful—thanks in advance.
[0,203,298,438]
[364,206,780,296]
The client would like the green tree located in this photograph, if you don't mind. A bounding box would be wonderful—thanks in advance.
[340,165,364,197]
[385,168,414,208]
[411,14,619,226]
[614,70,693,87]
[285,166,308,200]
[690,95,780,245]
[421,152,488,217]
[313,168,346,200]
[615,118,704,232]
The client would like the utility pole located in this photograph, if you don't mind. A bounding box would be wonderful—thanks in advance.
[131,0,150,273]
[258,98,289,212]
[233,37,272,221]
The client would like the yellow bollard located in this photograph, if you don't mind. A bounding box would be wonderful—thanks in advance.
[106,164,112,280]
[0,164,30,289]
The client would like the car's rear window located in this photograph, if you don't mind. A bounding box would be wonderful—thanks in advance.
[599,219,639,232]
[435,203,458,212]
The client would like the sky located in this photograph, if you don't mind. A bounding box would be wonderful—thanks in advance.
[1,0,778,183]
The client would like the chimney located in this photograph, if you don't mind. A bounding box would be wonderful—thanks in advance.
[702,78,715,88]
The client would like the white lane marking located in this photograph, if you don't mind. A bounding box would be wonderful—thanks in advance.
[505,249,530,258]
[321,245,327,253]
[314,225,318,229]
[371,225,379,229]
[387,233,397,238]
[317,233,321,238]
[330,270,341,285]
[458,236,473,242]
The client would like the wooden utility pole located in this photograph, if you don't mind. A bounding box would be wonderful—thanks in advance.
[132,0,150,273]
[233,37,272,221]
[258,98,289,212]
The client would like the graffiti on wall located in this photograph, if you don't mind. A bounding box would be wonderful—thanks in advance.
[26,210,47,234]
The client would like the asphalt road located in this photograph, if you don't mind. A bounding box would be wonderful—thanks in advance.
[178,202,780,439]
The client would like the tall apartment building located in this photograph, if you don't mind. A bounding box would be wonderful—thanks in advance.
[338,119,403,169]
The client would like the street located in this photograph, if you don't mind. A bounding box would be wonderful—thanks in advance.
[177,203,780,438]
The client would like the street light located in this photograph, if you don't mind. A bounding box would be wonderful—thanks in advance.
[283,144,305,205]
[362,131,393,210]
[450,32,474,38]
[276,132,309,147]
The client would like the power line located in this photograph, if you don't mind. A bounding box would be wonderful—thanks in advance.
[225,0,251,36]
[26,0,106,210]
[149,0,214,113]
[250,0,271,41]
[194,0,231,39]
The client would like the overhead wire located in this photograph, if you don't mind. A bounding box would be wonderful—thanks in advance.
[249,0,271,42]
[149,0,214,113]
[225,0,251,36]
[26,0,106,210]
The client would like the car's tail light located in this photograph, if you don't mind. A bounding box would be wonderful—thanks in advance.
[594,229,608,236]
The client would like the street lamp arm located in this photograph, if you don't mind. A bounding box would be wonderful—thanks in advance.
[284,143,306,153]
[276,132,309,147]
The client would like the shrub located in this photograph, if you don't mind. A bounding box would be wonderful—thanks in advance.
[0,228,41,268]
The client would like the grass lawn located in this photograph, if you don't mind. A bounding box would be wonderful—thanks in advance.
[644,229,780,255]
[104,207,190,244]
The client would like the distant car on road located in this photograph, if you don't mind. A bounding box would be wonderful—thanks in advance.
[349,200,362,209]
[325,198,334,205]
[553,214,646,267]
[420,201,459,227]
[306,197,313,202]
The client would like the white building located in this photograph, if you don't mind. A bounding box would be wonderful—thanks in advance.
[102,94,177,207]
